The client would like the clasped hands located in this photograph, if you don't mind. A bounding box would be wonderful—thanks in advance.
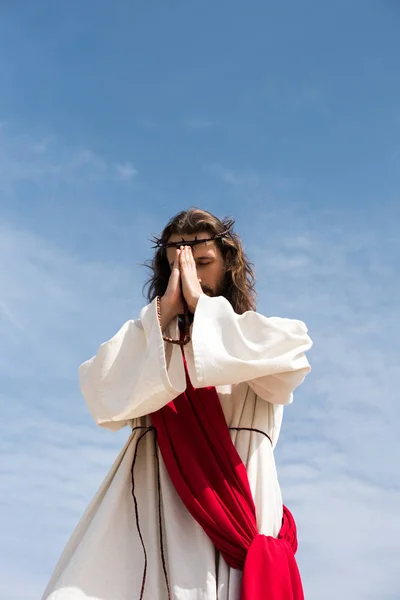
[159,245,204,328]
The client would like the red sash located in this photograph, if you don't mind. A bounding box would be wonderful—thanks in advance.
[150,349,304,600]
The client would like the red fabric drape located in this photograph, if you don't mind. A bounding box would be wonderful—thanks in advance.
[150,350,304,600]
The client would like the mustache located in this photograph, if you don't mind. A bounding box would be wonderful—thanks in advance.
[201,284,215,296]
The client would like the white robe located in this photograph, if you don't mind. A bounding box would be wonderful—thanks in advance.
[42,294,312,600]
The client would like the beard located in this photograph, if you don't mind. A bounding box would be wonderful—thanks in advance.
[180,283,226,323]
[201,277,227,298]
[201,284,216,297]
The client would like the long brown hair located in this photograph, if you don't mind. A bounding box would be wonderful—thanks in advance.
[143,208,257,314]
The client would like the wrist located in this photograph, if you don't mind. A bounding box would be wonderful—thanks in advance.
[188,292,203,314]
[159,296,179,330]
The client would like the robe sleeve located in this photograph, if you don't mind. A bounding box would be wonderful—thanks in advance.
[188,294,312,405]
[78,298,186,431]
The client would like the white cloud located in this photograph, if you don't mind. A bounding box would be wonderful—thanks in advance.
[204,162,259,186]
[32,135,54,154]
[239,196,399,599]
[204,162,301,193]
[115,161,138,181]
[0,124,137,187]
[0,298,24,331]
[0,221,142,599]
[0,135,398,600]
[185,117,214,129]
[4,199,398,600]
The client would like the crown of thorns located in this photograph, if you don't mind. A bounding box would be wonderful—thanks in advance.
[151,220,235,249]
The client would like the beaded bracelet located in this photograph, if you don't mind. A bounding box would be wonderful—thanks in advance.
[156,296,191,346]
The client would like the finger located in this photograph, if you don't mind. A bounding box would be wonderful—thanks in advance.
[169,250,181,283]
[172,248,181,269]
[187,245,195,265]
[185,245,195,268]
[180,245,187,265]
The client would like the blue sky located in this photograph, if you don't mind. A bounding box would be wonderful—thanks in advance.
[0,1,399,599]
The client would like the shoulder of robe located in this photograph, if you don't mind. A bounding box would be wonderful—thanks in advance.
[133,319,144,331]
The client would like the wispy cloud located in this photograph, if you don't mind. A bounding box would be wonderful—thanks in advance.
[0,220,141,599]
[240,79,332,119]
[1,121,399,600]
[196,164,400,597]
[204,162,302,193]
[2,1,399,597]
[185,117,214,129]
[3,184,398,599]
[0,124,136,186]
[115,161,138,181]
[204,162,260,186]
[31,135,54,154]
[0,298,24,332]
[241,189,400,599]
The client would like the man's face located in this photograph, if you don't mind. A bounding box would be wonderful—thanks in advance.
[166,232,226,297]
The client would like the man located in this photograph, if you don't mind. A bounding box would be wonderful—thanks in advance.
[42,208,312,600]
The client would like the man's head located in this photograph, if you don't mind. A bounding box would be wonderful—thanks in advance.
[144,208,256,314]
[166,231,226,298]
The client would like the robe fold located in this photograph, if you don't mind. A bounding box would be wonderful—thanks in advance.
[41,294,312,600]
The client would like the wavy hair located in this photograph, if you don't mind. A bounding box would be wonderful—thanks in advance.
[143,208,257,314]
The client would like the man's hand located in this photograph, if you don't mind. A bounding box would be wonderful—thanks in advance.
[180,245,204,313]
[159,249,184,331]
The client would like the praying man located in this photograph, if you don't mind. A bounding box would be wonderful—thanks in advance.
[42,208,312,600]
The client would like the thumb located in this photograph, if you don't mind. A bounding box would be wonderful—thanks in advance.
[172,248,181,270]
